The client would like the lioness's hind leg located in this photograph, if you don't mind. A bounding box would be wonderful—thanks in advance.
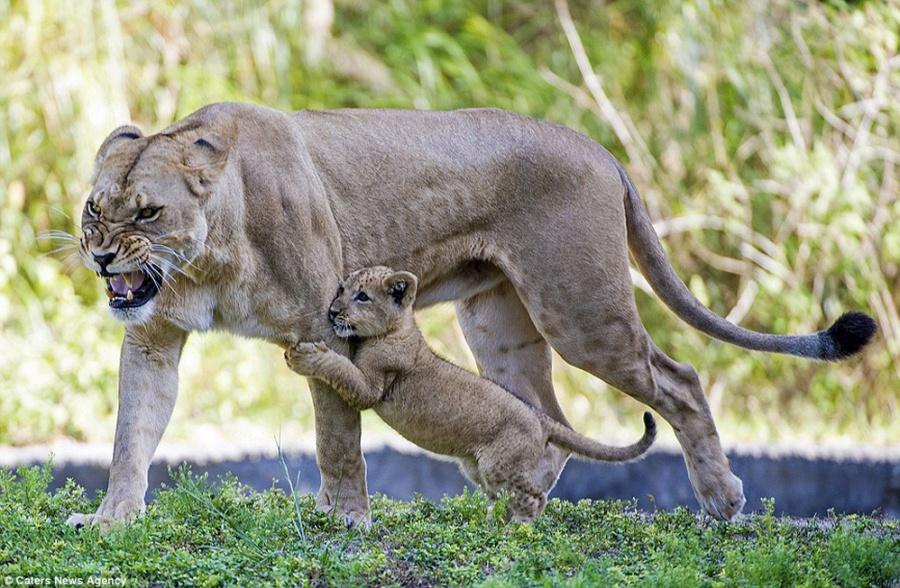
[497,226,745,520]
[645,341,746,518]
[561,325,744,520]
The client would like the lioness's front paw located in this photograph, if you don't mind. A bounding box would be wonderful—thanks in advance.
[285,341,330,374]
[66,512,118,535]
[66,496,144,535]
[315,491,372,530]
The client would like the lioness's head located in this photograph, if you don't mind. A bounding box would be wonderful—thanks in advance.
[80,119,234,323]
[329,266,418,338]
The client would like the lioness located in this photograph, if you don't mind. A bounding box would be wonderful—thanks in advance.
[285,266,657,522]
[67,103,875,531]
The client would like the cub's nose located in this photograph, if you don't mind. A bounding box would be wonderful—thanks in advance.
[93,252,116,271]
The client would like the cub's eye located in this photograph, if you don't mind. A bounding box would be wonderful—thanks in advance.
[86,201,101,217]
[136,206,161,221]
[354,291,370,302]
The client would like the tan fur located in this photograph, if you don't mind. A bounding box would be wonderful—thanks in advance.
[285,267,656,522]
[69,101,869,530]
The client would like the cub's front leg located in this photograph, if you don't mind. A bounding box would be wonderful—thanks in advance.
[285,342,383,410]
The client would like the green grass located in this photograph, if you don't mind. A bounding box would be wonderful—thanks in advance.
[1,465,897,586]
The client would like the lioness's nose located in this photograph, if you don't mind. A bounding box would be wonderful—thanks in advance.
[93,252,116,271]
[328,307,339,322]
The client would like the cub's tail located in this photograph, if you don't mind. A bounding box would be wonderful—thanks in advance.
[617,161,877,360]
[540,411,656,463]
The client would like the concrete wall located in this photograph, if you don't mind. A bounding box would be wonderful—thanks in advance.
[4,442,897,517]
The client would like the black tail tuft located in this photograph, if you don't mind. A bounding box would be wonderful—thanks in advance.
[821,311,877,360]
[642,411,656,435]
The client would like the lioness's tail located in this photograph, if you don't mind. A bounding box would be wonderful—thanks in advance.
[540,412,656,462]
[617,163,876,360]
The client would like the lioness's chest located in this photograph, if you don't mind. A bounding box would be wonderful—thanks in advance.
[160,284,281,342]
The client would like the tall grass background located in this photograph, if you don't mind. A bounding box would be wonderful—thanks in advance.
[1,0,897,447]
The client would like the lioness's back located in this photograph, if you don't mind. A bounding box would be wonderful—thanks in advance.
[297,107,615,193]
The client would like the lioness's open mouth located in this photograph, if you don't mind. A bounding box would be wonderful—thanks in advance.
[104,267,161,309]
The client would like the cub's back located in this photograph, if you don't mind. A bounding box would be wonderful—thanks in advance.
[370,338,541,455]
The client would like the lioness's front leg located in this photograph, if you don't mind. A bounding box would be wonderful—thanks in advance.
[66,322,186,533]
[285,342,383,411]
[308,379,371,528]
[288,337,373,528]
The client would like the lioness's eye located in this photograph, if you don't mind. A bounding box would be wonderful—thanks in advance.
[354,291,370,302]
[136,206,161,221]
[86,201,101,217]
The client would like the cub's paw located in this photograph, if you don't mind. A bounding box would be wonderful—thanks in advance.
[285,340,331,374]
[296,341,330,354]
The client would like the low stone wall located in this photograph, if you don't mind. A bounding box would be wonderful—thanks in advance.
[3,441,897,517]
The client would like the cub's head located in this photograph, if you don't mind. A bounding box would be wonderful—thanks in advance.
[80,117,234,324]
[329,266,418,338]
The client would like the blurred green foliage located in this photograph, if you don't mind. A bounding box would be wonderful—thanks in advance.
[0,0,897,446]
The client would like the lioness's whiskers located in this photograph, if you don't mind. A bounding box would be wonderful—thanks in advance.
[48,205,74,222]
[42,243,79,257]
[156,263,184,292]
[149,244,203,273]
[147,258,179,284]
[61,251,82,273]
[142,261,177,296]
[37,230,79,242]
[149,253,190,279]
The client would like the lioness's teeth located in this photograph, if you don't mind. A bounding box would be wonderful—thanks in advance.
[123,274,132,288]
[126,289,134,301]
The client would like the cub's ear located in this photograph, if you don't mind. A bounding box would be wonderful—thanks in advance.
[92,125,143,180]
[182,126,236,197]
[382,271,418,307]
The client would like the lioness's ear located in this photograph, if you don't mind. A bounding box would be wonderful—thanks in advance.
[92,125,143,181]
[382,271,418,307]
[182,127,235,197]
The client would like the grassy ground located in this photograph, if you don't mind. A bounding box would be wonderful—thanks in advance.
[1,465,897,586]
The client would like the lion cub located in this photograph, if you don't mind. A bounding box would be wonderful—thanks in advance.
[285,266,656,522]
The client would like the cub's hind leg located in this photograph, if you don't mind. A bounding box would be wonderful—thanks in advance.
[459,457,506,518]
[478,436,548,523]
[457,280,570,496]
[481,468,547,523]
[458,457,487,489]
